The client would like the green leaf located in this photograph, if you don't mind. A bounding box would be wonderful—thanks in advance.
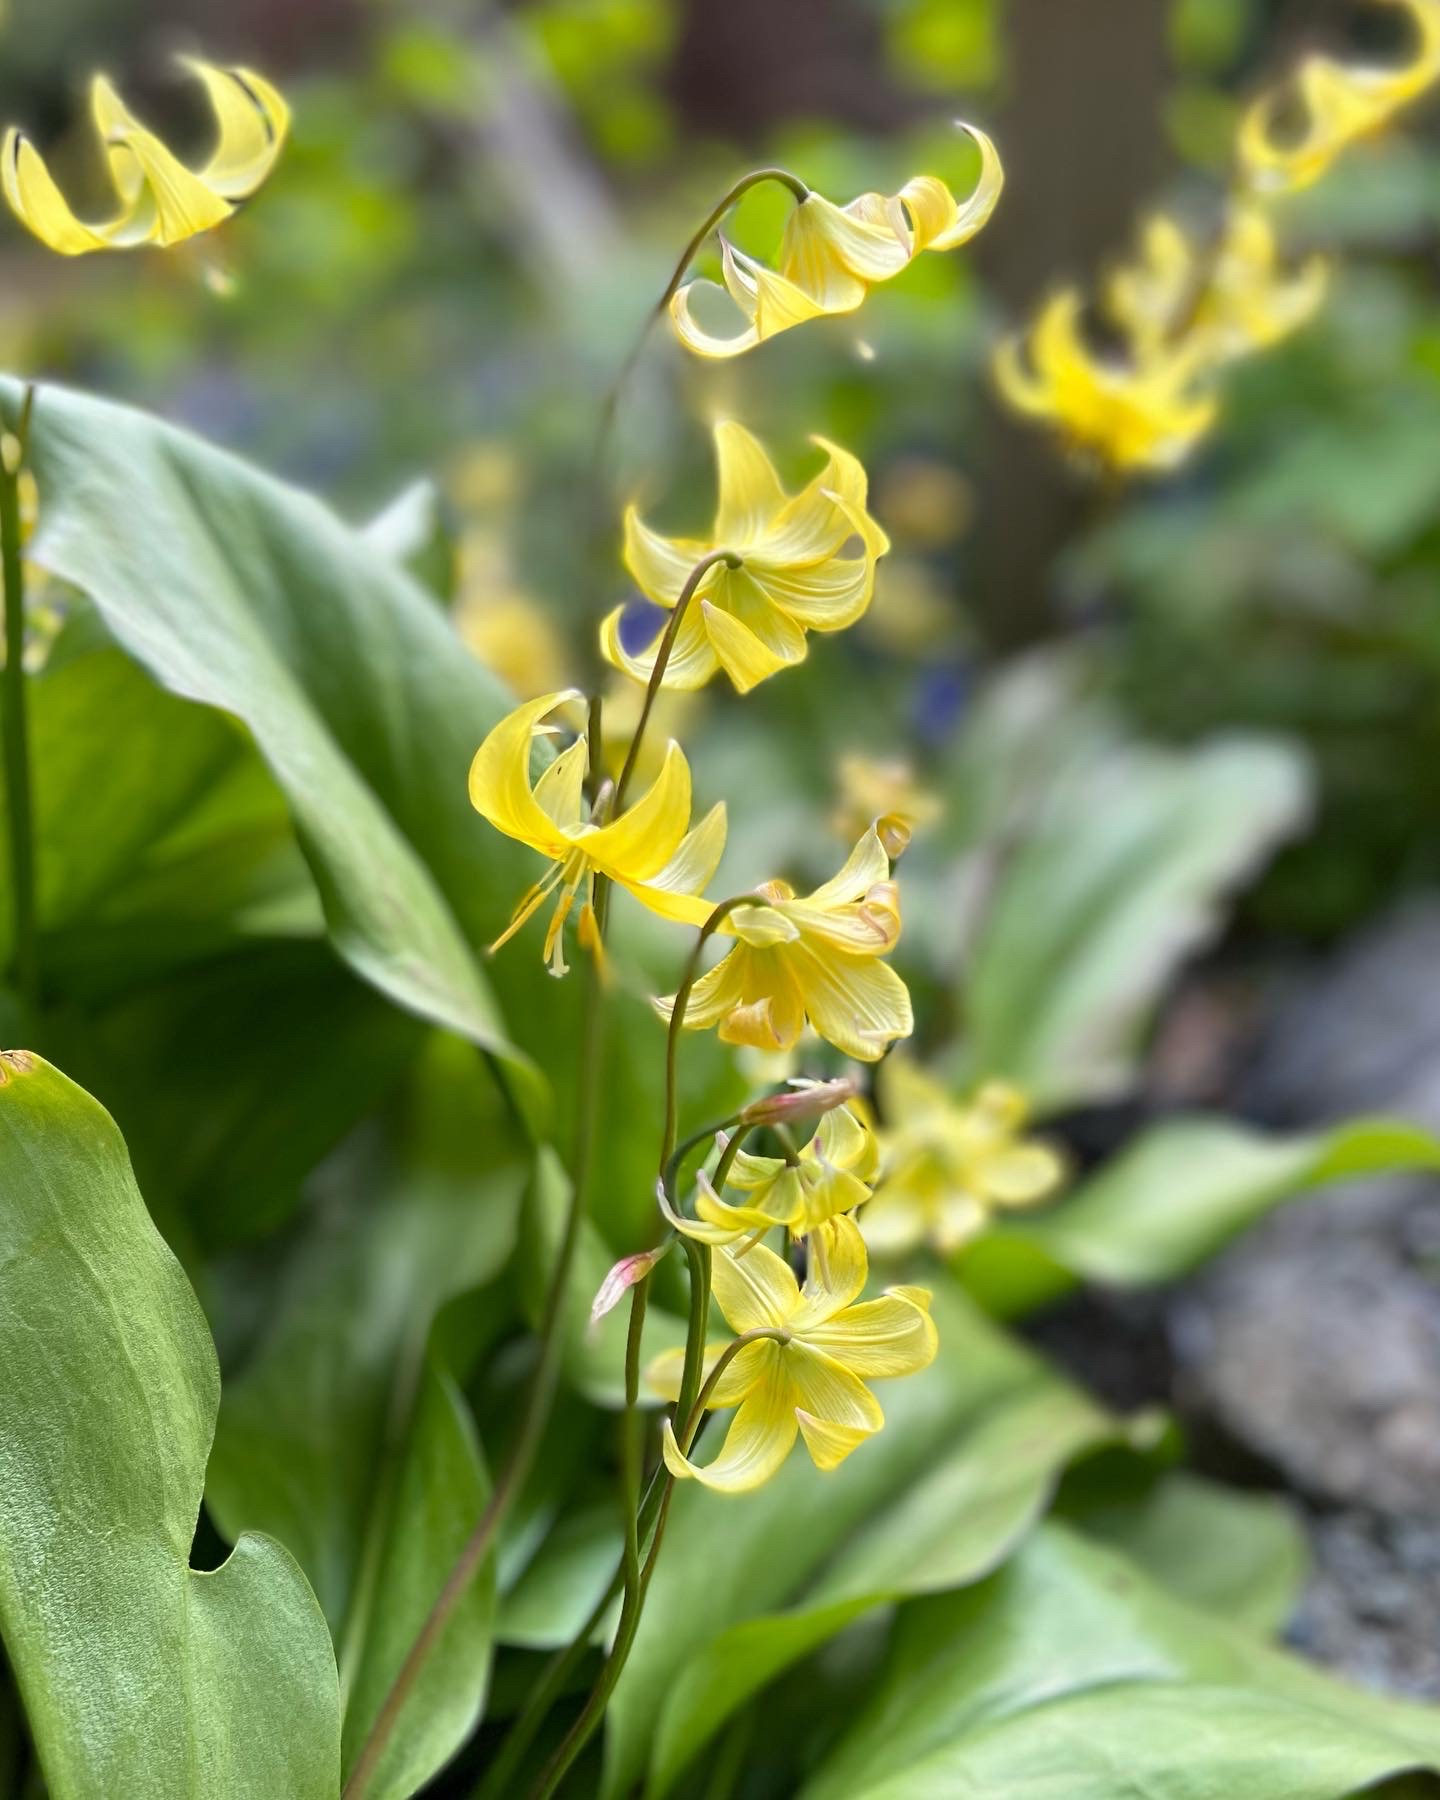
[0,1051,339,1798]
[960,733,1310,1111]
[802,1525,1440,1799]
[363,478,458,603]
[5,377,542,1115]
[44,942,425,1253]
[207,1034,526,1799]
[0,637,317,992]
[961,1113,1440,1315]
[1065,1469,1308,1636]
[605,1277,1163,1799]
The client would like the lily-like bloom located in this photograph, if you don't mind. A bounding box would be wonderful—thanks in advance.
[648,1215,936,1491]
[669,125,1002,358]
[862,1061,1064,1258]
[602,421,889,695]
[1238,0,1440,193]
[1107,208,1328,367]
[3,57,288,255]
[831,753,940,857]
[659,825,913,1061]
[469,689,725,975]
[662,1104,878,1246]
[993,290,1219,476]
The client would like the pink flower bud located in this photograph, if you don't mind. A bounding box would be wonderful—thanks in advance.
[739,1076,859,1130]
[589,1244,669,1328]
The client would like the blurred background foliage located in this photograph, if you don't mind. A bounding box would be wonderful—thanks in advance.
[8,0,1440,957]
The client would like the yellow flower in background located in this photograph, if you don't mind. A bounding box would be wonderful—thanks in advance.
[3,57,288,255]
[862,1061,1064,1258]
[831,753,941,857]
[1108,208,1328,366]
[669,124,1002,358]
[598,677,699,790]
[1238,0,1440,193]
[660,825,912,1062]
[648,1215,936,1491]
[602,421,889,695]
[457,584,572,701]
[993,290,1219,475]
[662,1104,878,1246]
[469,689,725,974]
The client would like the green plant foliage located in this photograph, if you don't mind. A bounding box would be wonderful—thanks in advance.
[1,377,542,1114]
[0,1050,340,1798]
[603,1275,1164,1799]
[801,1525,1440,1799]
[961,1113,1440,1317]
[959,732,1312,1111]
[207,1033,527,1799]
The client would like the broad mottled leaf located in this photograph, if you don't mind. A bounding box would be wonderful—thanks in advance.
[0,1052,339,1798]
[605,1278,1162,1799]
[961,1113,1440,1316]
[4,377,540,1111]
[208,1035,525,1800]
[802,1525,1440,1799]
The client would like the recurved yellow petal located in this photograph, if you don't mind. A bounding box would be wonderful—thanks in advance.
[661,1374,797,1491]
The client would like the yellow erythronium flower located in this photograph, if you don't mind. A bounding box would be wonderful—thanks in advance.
[660,825,913,1061]
[648,1215,936,1491]
[3,57,288,255]
[831,753,940,856]
[1238,0,1440,193]
[862,1061,1064,1257]
[1108,207,1328,367]
[669,125,1002,358]
[664,1104,878,1246]
[994,290,1219,475]
[469,689,725,974]
[602,421,889,695]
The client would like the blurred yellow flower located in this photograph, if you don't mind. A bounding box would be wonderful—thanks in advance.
[862,1062,1064,1257]
[993,290,1219,475]
[669,124,1002,358]
[648,1215,936,1490]
[458,588,571,701]
[1108,207,1328,366]
[602,420,889,695]
[469,689,725,974]
[598,676,698,789]
[659,825,912,1061]
[1238,0,1440,193]
[832,754,940,855]
[3,57,288,255]
[662,1103,878,1246]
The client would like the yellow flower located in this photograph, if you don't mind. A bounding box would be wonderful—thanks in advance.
[458,585,572,701]
[602,421,889,695]
[993,289,1219,476]
[1107,207,1328,366]
[831,753,940,856]
[862,1062,1064,1257]
[660,825,912,1062]
[469,689,725,974]
[662,1103,878,1246]
[648,1215,936,1491]
[3,57,288,255]
[669,125,1003,358]
[1238,0,1440,193]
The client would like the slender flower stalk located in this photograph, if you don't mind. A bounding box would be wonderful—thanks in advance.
[1,387,38,1022]
[344,812,611,1800]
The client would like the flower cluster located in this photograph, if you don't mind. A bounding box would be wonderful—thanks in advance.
[469,133,1006,1493]
[994,0,1440,475]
